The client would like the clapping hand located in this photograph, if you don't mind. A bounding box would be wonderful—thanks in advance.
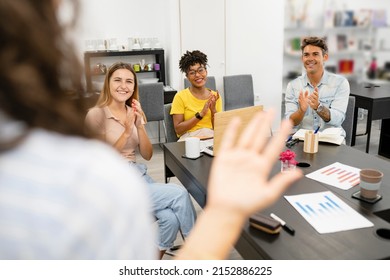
[308,87,320,110]
[208,91,220,114]
[132,99,144,127]
[298,89,310,112]
[123,109,136,137]
[200,91,219,117]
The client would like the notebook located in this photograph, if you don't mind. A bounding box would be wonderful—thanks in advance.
[201,105,264,156]
[292,127,344,145]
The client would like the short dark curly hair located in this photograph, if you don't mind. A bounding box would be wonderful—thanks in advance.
[301,37,328,55]
[179,50,208,74]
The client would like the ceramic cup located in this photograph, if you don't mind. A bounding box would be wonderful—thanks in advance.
[185,137,200,159]
[303,130,319,153]
[133,64,140,72]
[360,169,383,199]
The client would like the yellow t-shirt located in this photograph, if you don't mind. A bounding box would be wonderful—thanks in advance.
[170,88,223,136]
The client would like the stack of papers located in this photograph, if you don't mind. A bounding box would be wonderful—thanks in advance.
[292,127,344,145]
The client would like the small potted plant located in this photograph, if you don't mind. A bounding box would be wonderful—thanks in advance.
[279,150,298,172]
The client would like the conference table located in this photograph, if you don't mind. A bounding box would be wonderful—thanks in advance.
[349,82,390,156]
[163,141,390,259]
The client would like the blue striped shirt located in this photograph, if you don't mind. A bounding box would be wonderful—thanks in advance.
[0,129,156,259]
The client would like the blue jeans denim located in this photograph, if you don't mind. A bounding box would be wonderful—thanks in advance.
[130,162,196,250]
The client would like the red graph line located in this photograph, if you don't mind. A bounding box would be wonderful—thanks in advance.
[326,168,340,175]
[321,166,335,174]
[338,171,352,180]
[337,170,346,175]
[340,173,358,183]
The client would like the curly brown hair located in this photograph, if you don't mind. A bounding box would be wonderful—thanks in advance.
[179,50,208,74]
[301,37,328,55]
[0,0,87,150]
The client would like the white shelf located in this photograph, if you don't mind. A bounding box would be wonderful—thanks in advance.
[283,24,390,80]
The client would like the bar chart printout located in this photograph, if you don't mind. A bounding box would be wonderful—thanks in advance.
[285,191,373,234]
[306,162,360,190]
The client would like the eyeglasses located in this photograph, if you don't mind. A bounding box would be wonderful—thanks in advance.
[187,67,206,77]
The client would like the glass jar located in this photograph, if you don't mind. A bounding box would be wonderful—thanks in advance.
[281,160,296,173]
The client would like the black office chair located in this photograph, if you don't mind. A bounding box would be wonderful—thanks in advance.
[342,95,356,146]
[138,82,165,143]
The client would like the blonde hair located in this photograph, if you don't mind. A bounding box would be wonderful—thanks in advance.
[95,62,146,121]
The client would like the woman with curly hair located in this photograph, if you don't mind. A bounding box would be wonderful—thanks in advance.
[171,50,222,141]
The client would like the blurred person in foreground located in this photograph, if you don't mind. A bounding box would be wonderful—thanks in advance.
[171,50,222,141]
[284,36,350,140]
[0,0,302,259]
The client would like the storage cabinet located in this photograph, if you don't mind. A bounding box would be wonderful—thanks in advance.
[84,49,166,93]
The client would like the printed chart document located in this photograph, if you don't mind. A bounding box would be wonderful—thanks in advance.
[285,191,373,234]
[292,127,344,145]
[306,162,360,190]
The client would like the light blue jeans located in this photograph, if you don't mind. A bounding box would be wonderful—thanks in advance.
[130,162,197,250]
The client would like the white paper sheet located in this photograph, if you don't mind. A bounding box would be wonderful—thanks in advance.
[306,162,360,190]
[285,191,373,234]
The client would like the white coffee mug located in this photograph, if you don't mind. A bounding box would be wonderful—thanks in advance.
[185,137,200,159]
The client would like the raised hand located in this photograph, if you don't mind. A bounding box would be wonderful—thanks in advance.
[207,109,302,218]
[177,109,302,260]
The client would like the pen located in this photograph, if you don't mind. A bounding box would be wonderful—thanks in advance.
[314,126,320,134]
[286,135,293,142]
[270,213,295,235]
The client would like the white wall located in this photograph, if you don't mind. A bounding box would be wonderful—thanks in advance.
[76,0,176,71]
[179,0,226,92]
[226,0,285,129]
[78,0,171,49]
[69,0,285,131]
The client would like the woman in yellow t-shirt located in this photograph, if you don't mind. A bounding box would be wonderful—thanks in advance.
[171,50,222,141]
